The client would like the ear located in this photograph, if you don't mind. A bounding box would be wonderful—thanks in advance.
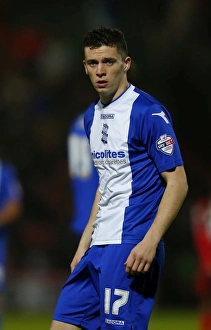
[124,56,131,72]
[83,60,88,75]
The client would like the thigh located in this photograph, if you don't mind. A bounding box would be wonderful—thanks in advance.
[53,248,101,330]
[99,243,165,330]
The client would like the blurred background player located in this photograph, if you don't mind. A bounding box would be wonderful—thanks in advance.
[0,157,23,329]
[67,113,99,242]
[190,194,211,330]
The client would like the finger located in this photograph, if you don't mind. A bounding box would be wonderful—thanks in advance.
[127,260,142,275]
[131,260,141,274]
[143,263,151,273]
[125,261,134,274]
[124,259,133,272]
[125,260,135,274]
[137,262,150,274]
[125,265,131,274]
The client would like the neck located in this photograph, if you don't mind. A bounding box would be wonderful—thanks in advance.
[100,81,130,105]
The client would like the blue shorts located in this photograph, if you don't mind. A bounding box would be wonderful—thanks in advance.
[53,242,165,330]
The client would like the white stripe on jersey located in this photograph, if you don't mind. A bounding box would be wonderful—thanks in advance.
[90,86,139,245]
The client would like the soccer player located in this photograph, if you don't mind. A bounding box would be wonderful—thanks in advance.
[67,113,99,240]
[50,26,188,330]
[190,195,211,330]
[0,159,23,329]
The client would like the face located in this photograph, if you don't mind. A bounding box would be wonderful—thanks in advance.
[83,45,131,104]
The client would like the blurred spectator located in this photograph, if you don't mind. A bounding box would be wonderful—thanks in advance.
[0,156,23,329]
[190,194,211,330]
[36,34,74,87]
[67,113,99,243]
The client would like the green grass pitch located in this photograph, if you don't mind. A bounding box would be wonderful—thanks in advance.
[3,308,198,330]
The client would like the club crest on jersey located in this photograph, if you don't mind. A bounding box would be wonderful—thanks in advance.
[101,123,109,144]
[156,134,174,155]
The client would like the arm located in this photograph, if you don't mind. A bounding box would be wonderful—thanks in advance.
[125,165,188,275]
[70,187,101,272]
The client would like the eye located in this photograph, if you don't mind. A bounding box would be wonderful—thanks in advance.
[87,60,98,67]
[89,62,97,67]
[106,60,114,66]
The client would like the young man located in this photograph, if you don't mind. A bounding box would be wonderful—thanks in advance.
[50,26,188,330]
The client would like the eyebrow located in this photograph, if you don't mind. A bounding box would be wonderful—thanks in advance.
[103,57,116,62]
[86,57,117,63]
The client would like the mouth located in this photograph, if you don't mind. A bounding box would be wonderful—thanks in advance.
[96,80,108,88]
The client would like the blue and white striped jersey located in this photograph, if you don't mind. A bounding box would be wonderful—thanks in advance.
[84,84,184,246]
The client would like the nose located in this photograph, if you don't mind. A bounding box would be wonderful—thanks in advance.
[96,64,106,77]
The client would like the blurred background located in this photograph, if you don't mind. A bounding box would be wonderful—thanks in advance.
[0,0,210,326]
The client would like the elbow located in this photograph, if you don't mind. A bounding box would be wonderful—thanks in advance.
[180,167,189,200]
[183,179,189,200]
[185,183,189,198]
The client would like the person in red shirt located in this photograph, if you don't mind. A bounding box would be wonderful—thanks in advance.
[191,195,211,330]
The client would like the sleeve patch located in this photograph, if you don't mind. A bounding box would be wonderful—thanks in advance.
[156,134,174,155]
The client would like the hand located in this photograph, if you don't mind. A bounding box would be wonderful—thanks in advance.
[124,239,157,275]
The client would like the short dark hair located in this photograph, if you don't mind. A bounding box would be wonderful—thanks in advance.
[83,26,128,59]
